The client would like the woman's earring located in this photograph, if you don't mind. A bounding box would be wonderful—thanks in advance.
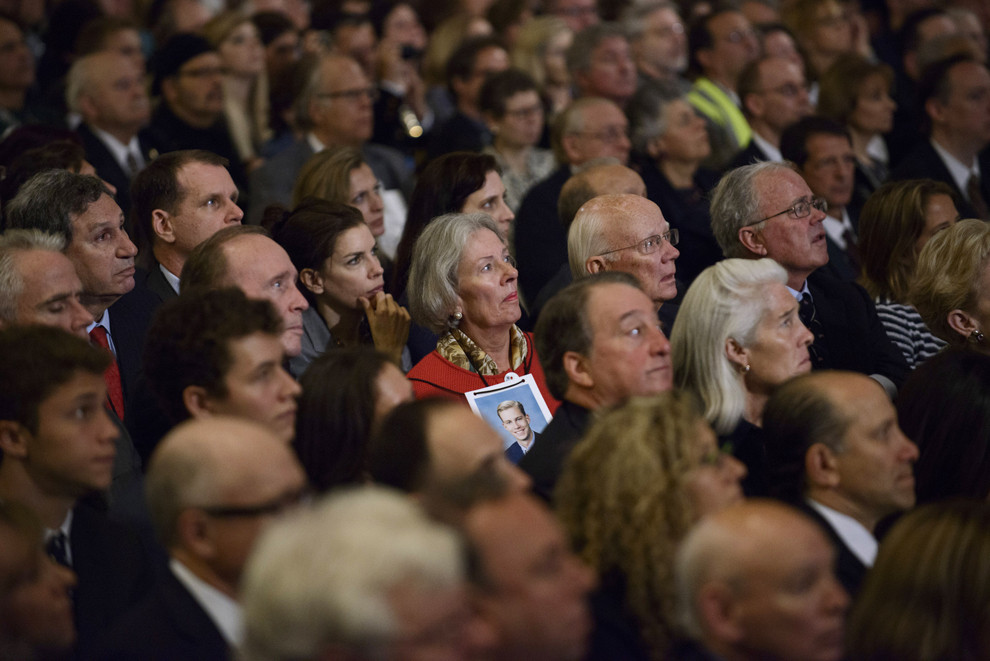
[453,311,463,321]
[971,329,985,344]
[741,363,751,374]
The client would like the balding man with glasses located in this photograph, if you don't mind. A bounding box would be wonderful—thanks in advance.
[710,161,908,394]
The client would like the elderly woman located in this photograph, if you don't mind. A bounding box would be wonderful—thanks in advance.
[556,392,745,661]
[627,81,721,287]
[860,179,957,367]
[671,258,813,496]
[405,212,557,409]
[912,218,990,351]
[847,500,990,661]
[271,198,410,377]
[818,54,897,195]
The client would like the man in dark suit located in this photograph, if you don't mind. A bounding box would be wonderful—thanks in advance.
[68,50,158,221]
[762,371,919,598]
[0,326,154,659]
[131,149,244,305]
[891,54,990,220]
[520,273,672,501]
[497,400,539,463]
[710,161,909,393]
[96,416,307,659]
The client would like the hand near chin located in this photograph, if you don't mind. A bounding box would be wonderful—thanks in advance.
[361,291,411,366]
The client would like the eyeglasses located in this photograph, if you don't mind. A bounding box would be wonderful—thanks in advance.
[721,28,757,44]
[745,196,827,227]
[316,87,379,102]
[570,126,628,145]
[599,229,679,256]
[197,488,312,518]
[760,82,809,98]
[504,104,543,119]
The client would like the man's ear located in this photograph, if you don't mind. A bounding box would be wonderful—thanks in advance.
[152,209,175,244]
[697,581,744,643]
[806,442,841,489]
[738,226,768,256]
[160,77,178,105]
[925,96,945,127]
[183,385,216,419]
[586,256,608,275]
[77,93,99,122]
[176,508,216,558]
[0,420,29,459]
[563,350,594,389]
[947,308,978,341]
[561,133,582,164]
[742,91,763,120]
[300,268,324,295]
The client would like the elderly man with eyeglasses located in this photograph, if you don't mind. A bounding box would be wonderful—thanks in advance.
[710,161,908,394]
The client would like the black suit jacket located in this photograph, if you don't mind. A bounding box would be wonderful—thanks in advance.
[797,501,868,599]
[727,140,772,171]
[76,123,159,222]
[519,399,592,503]
[890,141,990,220]
[108,281,161,406]
[806,271,909,390]
[71,503,156,659]
[137,263,178,306]
[514,167,572,304]
[92,567,230,661]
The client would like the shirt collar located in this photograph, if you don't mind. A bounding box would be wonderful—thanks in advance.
[306,132,325,154]
[751,133,782,162]
[170,558,243,645]
[159,263,180,294]
[807,499,878,567]
[90,126,143,172]
[931,138,980,199]
[44,509,74,566]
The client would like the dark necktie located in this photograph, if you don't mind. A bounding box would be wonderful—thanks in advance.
[841,226,862,274]
[798,293,826,369]
[89,325,125,419]
[46,531,71,568]
[125,150,140,179]
[968,173,989,220]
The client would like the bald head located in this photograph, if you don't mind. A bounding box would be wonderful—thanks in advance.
[558,162,646,227]
[677,500,849,661]
[67,51,150,139]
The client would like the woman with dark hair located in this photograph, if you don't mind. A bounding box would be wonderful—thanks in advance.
[294,347,413,491]
[896,348,990,503]
[270,198,410,377]
[859,179,956,367]
[392,151,514,298]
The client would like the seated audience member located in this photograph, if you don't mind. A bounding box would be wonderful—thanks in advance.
[420,13,491,125]
[131,149,244,304]
[181,225,309,358]
[511,17,573,117]
[0,326,153,658]
[520,273,672,501]
[847,500,990,661]
[270,199,410,377]
[393,152,514,300]
[897,349,990,503]
[0,230,92,337]
[0,500,76,661]
[817,54,897,196]
[203,12,272,173]
[891,54,990,220]
[147,34,249,196]
[0,15,41,136]
[859,179,956,367]
[762,370,918,597]
[73,16,145,70]
[780,116,864,281]
[96,417,306,659]
[626,82,721,286]
[497,400,537,462]
[295,347,413,492]
[290,146,390,256]
[567,23,637,109]
[556,393,745,660]
[240,487,472,661]
[621,1,689,88]
[673,500,849,661]
[546,0,598,32]
[427,35,510,160]
[480,69,555,212]
[730,55,811,169]
[405,213,557,407]
[368,398,530,497]
[143,288,301,445]
[567,193,680,328]
[709,162,909,393]
[513,96,631,303]
[672,258,812,495]
[912,218,990,352]
[248,53,410,230]
[528,159,647,316]
[66,49,155,219]
[781,0,863,82]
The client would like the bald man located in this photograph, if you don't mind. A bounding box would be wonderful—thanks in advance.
[96,417,307,659]
[674,500,849,661]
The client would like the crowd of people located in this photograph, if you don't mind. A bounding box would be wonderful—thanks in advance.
[1,0,989,659]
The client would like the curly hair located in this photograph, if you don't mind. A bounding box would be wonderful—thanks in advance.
[555,392,706,660]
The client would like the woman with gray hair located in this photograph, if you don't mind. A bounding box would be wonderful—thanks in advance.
[626,81,721,286]
[405,212,558,411]
[671,258,813,495]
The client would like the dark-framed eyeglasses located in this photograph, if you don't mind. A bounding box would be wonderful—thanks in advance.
[196,488,312,518]
[599,229,679,257]
[745,196,827,228]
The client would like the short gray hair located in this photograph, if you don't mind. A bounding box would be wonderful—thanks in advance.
[567,196,620,278]
[622,0,677,40]
[240,486,464,661]
[6,170,113,242]
[65,53,99,114]
[626,80,686,155]
[0,230,66,323]
[408,213,503,334]
[566,22,627,75]
[671,258,788,434]
[709,161,795,258]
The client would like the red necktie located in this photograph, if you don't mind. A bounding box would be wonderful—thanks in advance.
[89,325,125,420]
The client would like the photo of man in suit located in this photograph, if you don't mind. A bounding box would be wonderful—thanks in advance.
[497,399,538,463]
